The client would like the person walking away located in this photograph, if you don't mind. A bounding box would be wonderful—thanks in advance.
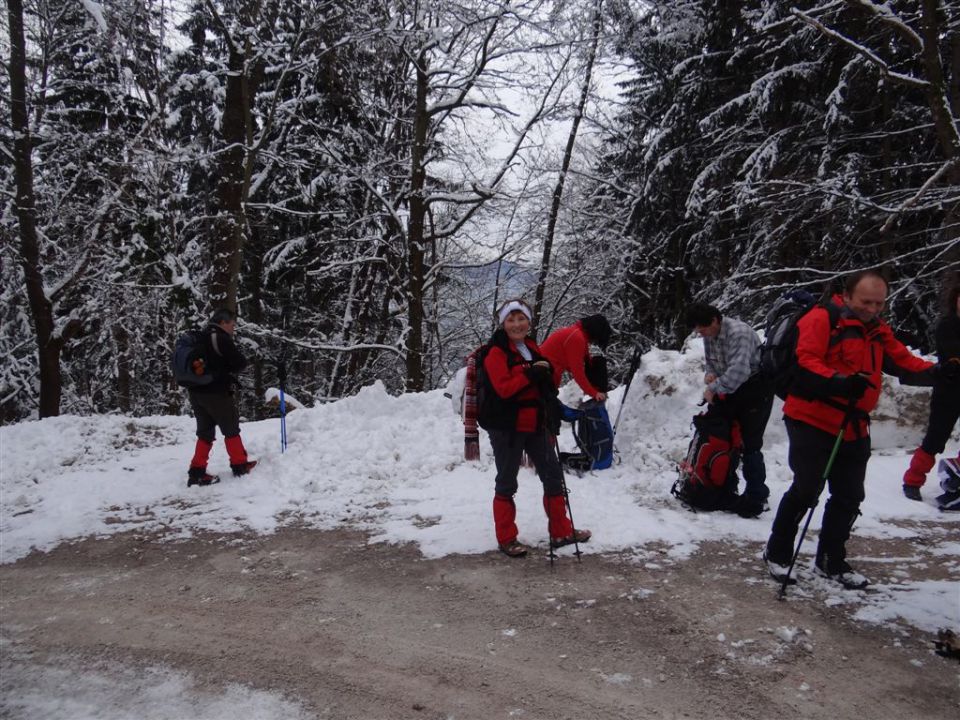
[540,315,612,402]
[185,308,257,486]
[686,302,774,518]
[902,272,960,503]
[764,271,934,589]
[481,299,591,557]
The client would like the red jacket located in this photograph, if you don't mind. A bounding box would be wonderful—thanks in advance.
[483,337,549,433]
[784,295,934,439]
[540,321,602,400]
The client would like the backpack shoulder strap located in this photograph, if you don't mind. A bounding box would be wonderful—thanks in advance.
[821,303,847,347]
[209,329,222,356]
[823,302,842,329]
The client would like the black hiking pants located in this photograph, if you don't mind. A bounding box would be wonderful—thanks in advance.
[715,374,774,501]
[920,383,960,456]
[767,418,871,564]
[488,429,564,498]
[188,390,241,442]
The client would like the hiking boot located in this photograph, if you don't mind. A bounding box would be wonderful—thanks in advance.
[936,490,960,512]
[230,460,258,477]
[902,484,922,502]
[187,467,220,487]
[763,546,795,585]
[550,528,592,549]
[815,554,869,590]
[498,540,530,558]
[733,495,766,519]
[718,491,740,512]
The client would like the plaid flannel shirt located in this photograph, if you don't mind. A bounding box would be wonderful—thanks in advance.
[704,316,761,395]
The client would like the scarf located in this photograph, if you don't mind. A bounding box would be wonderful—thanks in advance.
[464,350,480,460]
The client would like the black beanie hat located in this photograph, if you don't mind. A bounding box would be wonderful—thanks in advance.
[580,314,612,349]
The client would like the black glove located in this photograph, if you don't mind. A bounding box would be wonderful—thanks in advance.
[938,360,960,383]
[525,361,552,383]
[830,373,874,400]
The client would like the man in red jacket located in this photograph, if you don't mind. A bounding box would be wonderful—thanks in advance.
[764,271,934,589]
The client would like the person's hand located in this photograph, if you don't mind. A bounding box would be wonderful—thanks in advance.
[526,361,552,382]
[831,373,874,400]
[704,373,717,385]
[703,387,716,404]
[595,392,607,402]
[939,359,960,382]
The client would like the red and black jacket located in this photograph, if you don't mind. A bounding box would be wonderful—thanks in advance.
[540,321,603,400]
[480,329,555,433]
[784,295,934,439]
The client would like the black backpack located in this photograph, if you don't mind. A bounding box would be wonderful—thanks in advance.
[759,289,839,400]
[171,328,220,388]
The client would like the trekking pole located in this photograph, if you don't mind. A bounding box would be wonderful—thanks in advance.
[556,449,583,564]
[277,359,288,453]
[612,339,649,438]
[777,398,857,599]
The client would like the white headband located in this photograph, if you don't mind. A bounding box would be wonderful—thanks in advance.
[498,301,532,325]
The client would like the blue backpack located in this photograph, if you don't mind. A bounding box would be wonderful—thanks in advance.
[171,328,220,388]
[559,400,614,471]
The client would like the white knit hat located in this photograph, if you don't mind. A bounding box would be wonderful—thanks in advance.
[497,300,532,325]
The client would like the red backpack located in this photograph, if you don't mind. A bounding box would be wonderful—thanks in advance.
[671,411,742,511]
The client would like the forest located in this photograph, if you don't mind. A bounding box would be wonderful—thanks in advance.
[3,0,958,422]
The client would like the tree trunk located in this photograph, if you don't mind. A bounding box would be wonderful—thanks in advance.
[920,0,960,164]
[210,43,249,312]
[8,0,62,417]
[405,51,429,392]
[919,0,960,261]
[112,322,131,413]
[531,0,603,335]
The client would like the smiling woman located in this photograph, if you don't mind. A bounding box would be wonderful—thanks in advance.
[479,298,591,558]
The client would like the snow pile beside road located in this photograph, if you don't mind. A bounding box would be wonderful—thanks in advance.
[1,344,956,634]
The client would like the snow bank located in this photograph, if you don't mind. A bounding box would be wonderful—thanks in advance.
[1,345,956,634]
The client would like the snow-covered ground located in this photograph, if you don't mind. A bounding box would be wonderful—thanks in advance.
[0,639,314,720]
[1,344,957,715]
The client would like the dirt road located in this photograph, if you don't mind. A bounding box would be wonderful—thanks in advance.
[1,528,957,719]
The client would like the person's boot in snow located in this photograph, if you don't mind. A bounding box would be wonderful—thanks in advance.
[493,494,527,557]
[815,551,869,590]
[550,528,592,548]
[902,485,922,501]
[230,460,258,476]
[733,494,765,518]
[902,447,935,501]
[543,494,592,548]
[224,435,256,476]
[762,545,796,585]
[936,456,960,511]
[187,466,220,487]
[498,540,530,557]
[936,490,960,511]
[187,439,218,486]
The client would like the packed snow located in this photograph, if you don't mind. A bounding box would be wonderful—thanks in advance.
[0,640,312,720]
[2,343,957,649]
